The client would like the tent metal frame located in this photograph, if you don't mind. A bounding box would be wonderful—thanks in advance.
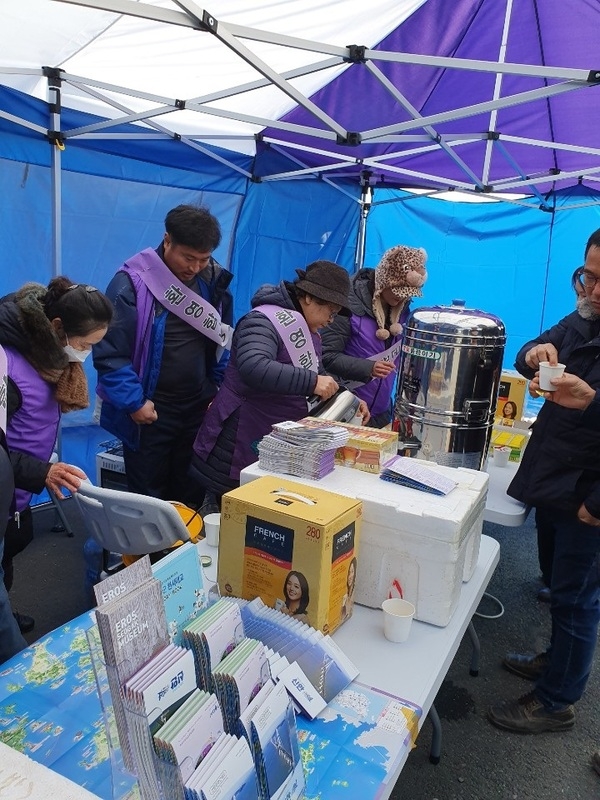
[0,0,592,201]
[2,0,600,281]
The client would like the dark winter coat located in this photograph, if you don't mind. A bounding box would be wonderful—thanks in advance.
[507,311,600,517]
[190,281,325,495]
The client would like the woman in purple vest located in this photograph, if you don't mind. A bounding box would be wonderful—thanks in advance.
[189,261,369,509]
[0,278,113,633]
[321,245,427,428]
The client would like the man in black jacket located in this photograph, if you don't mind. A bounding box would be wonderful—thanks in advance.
[94,206,233,506]
[487,229,600,734]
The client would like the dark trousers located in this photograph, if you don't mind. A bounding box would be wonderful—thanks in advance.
[535,510,600,709]
[535,506,556,587]
[2,506,34,593]
[123,396,207,507]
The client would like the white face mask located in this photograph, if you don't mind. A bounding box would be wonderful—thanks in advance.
[64,344,91,363]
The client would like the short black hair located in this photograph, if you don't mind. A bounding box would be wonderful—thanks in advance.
[164,205,222,252]
[584,228,600,259]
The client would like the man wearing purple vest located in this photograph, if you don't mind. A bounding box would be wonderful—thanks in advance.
[94,205,233,506]
[321,245,427,428]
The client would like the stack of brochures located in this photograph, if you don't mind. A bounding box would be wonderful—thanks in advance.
[258,419,349,479]
[380,455,458,496]
[183,598,246,692]
[212,638,271,735]
[182,733,258,800]
[123,644,197,799]
[240,597,359,717]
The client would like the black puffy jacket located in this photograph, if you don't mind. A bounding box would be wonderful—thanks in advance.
[507,311,600,516]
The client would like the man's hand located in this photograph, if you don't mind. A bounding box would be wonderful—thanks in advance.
[525,343,559,369]
[577,502,600,527]
[530,372,596,409]
[130,399,158,425]
[371,360,396,379]
[46,463,87,499]
[314,376,339,401]
[356,399,371,425]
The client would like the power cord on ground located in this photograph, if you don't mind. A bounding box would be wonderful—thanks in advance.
[474,591,504,619]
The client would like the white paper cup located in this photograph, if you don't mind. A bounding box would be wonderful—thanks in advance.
[493,445,511,468]
[203,513,221,548]
[381,598,415,643]
[538,361,566,391]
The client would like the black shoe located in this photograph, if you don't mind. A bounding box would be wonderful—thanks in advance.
[13,611,35,633]
[503,651,549,681]
[537,587,552,603]
[592,750,600,777]
[487,690,575,734]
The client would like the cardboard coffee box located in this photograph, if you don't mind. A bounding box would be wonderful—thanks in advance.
[495,370,528,424]
[218,476,362,634]
[297,417,398,473]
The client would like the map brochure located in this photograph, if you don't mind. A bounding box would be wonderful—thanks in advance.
[151,541,208,646]
[380,455,458,496]
[95,577,169,772]
[296,680,422,800]
[249,679,305,800]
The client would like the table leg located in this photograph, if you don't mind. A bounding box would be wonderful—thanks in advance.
[467,620,480,677]
[428,704,441,764]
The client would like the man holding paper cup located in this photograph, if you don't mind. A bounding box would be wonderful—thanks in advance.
[488,229,600,735]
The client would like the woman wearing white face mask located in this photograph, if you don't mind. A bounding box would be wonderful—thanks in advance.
[0,277,112,632]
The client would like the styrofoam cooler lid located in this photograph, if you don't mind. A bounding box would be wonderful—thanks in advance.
[240,462,488,545]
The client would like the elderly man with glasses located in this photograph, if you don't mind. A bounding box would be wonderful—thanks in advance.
[487,228,600,735]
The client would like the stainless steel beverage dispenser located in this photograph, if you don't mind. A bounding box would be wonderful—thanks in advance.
[393,300,506,470]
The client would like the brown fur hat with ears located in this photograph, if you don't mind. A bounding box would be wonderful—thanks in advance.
[372,245,427,340]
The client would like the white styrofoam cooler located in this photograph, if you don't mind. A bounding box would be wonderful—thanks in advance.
[240,462,488,627]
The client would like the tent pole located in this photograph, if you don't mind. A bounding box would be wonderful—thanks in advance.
[46,68,63,279]
[354,171,372,273]
[46,69,64,465]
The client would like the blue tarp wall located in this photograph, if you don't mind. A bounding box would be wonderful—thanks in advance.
[2,87,600,491]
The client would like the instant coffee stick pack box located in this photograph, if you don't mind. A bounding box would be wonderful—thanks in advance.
[218,477,362,634]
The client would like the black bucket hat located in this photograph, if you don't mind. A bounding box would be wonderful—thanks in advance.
[294,260,351,316]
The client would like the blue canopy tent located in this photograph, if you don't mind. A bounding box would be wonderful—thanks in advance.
[1,0,600,484]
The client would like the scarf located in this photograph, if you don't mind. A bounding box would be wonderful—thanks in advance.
[14,283,89,412]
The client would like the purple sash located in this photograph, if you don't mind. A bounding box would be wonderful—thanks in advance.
[131,248,233,349]
[0,345,7,433]
[254,304,318,373]
[344,339,404,389]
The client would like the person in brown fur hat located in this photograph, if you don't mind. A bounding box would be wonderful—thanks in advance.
[322,245,427,428]
[372,245,428,340]
[0,277,113,632]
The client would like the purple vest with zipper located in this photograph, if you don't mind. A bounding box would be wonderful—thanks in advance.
[344,314,403,415]
[194,326,321,481]
[5,347,60,511]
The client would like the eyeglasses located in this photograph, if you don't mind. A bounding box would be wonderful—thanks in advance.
[577,269,600,289]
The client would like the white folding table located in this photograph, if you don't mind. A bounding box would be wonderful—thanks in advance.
[199,533,500,799]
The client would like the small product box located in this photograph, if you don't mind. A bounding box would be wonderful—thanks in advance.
[490,422,530,463]
[495,370,528,425]
[218,476,362,635]
[297,417,399,473]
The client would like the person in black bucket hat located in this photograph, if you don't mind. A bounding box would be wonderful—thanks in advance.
[294,261,352,317]
[188,260,369,514]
